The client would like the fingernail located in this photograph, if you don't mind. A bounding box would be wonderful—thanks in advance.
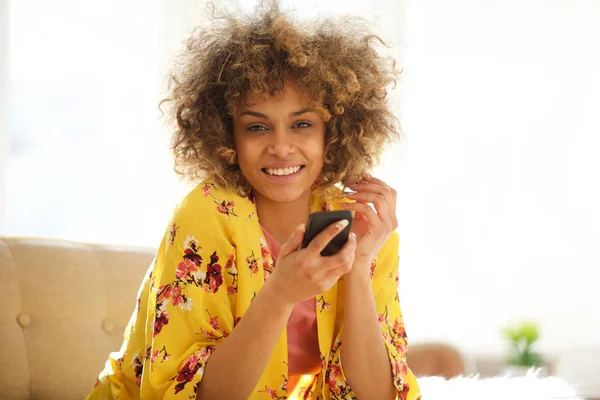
[350,232,356,240]
[336,219,349,230]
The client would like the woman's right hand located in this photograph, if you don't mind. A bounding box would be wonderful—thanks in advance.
[265,220,357,306]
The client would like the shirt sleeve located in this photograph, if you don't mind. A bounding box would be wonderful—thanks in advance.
[87,193,238,399]
[87,263,156,400]
[324,232,421,400]
[147,199,237,399]
[372,232,421,400]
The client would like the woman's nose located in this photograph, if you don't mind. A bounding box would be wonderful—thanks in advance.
[267,130,294,158]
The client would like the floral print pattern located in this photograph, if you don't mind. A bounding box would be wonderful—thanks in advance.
[245,250,260,275]
[169,223,179,246]
[317,295,331,312]
[171,347,214,395]
[260,236,274,280]
[87,182,420,400]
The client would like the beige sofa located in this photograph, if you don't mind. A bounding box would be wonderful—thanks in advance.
[0,236,472,399]
[0,237,155,399]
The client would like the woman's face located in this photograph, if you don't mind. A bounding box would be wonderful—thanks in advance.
[233,78,326,205]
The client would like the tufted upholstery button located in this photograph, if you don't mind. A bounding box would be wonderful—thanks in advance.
[17,313,31,327]
[102,319,115,333]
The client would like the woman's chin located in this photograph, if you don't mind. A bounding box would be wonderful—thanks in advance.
[255,184,311,205]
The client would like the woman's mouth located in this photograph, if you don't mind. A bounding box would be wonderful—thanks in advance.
[261,165,305,177]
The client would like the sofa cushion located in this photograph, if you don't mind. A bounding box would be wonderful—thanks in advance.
[0,237,154,400]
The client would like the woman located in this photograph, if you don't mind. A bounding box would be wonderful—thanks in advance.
[88,1,421,399]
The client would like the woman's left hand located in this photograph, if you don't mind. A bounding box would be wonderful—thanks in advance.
[341,175,398,274]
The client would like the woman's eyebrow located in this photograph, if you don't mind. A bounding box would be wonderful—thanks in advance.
[239,107,314,119]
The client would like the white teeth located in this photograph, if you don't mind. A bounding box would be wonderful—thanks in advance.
[265,166,301,176]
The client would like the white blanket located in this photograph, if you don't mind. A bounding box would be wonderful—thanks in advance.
[418,374,583,400]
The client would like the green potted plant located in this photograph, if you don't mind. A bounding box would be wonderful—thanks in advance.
[501,321,546,376]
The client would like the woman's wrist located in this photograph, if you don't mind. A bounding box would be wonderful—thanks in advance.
[260,277,298,312]
[346,255,374,282]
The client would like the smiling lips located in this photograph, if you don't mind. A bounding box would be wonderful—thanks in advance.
[263,165,304,176]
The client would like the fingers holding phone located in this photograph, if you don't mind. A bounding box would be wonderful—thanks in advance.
[265,212,357,306]
[301,210,353,256]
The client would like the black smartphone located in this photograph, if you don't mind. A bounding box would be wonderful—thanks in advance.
[300,210,353,256]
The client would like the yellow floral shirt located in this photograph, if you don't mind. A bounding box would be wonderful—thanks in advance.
[87,182,421,400]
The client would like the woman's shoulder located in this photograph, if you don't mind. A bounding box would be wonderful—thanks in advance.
[175,182,251,215]
[169,181,255,229]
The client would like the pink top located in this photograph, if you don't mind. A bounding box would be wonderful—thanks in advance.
[260,226,322,383]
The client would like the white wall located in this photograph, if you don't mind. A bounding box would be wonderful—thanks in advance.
[0,0,8,231]
[390,0,600,360]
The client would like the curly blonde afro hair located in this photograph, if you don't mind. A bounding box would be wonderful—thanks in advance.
[162,0,401,196]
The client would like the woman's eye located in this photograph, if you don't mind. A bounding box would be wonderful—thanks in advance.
[247,125,267,132]
[294,121,312,129]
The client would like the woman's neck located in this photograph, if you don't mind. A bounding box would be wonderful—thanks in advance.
[254,190,311,245]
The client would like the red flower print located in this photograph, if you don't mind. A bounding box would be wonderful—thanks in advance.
[225,253,235,270]
[132,355,144,387]
[201,311,230,341]
[246,252,259,275]
[203,252,223,293]
[215,199,238,219]
[393,318,406,337]
[206,266,223,293]
[260,240,274,280]
[153,310,170,337]
[170,285,183,306]
[156,284,172,304]
[317,295,331,312]
[153,348,170,366]
[183,248,202,267]
[392,359,409,377]
[173,354,201,394]
[264,386,278,398]
[209,315,220,331]
[260,240,270,259]
[169,223,179,246]
[328,376,340,394]
[329,364,342,379]
[395,379,411,400]
[258,386,287,399]
[172,347,214,394]
[176,258,198,280]
[227,285,237,294]
[202,183,216,197]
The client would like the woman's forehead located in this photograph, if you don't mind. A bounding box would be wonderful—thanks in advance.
[238,82,314,113]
